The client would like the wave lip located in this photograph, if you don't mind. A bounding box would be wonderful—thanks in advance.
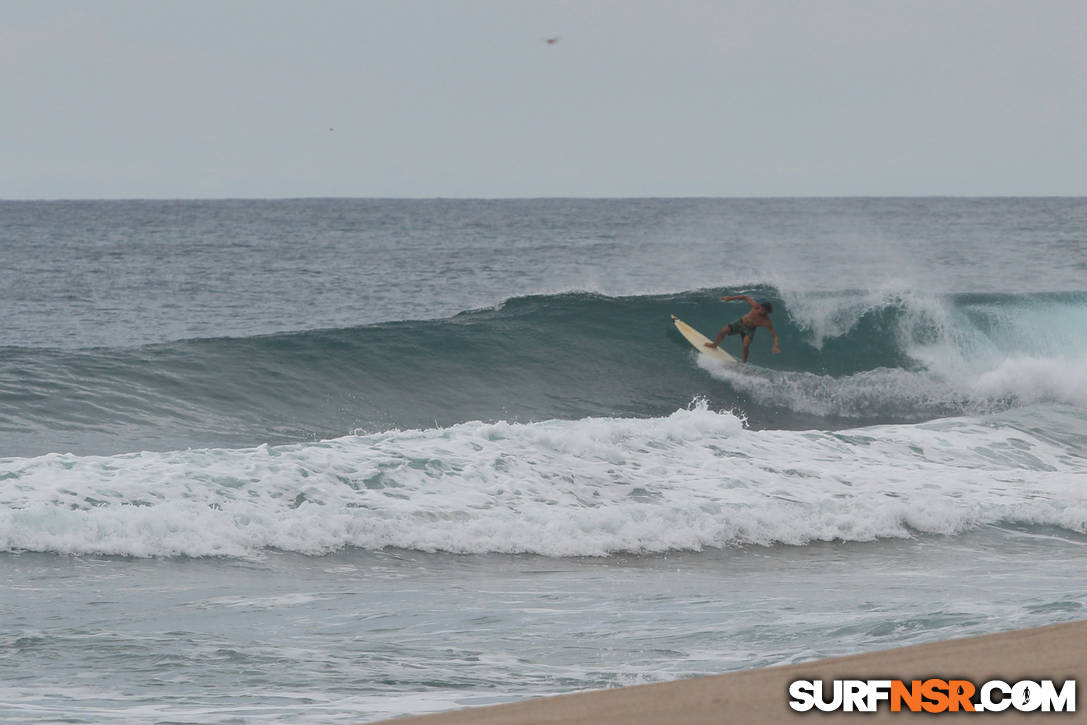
[3,404,1085,559]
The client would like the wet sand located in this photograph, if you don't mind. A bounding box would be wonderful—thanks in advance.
[379,619,1086,724]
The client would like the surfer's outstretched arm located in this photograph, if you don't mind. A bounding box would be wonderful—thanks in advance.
[722,294,758,307]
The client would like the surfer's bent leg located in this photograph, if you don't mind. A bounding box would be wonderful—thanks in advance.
[741,335,752,363]
[706,324,732,347]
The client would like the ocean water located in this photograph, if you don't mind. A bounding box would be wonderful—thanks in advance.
[2,198,1085,723]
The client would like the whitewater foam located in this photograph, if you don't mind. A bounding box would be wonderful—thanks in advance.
[972,356,1087,408]
[2,404,1084,558]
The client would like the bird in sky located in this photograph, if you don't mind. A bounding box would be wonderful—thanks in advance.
[545,36,560,45]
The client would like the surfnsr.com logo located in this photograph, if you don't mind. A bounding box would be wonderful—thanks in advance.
[789,678,1076,713]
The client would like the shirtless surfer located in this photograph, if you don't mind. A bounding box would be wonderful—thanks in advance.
[704,295,781,363]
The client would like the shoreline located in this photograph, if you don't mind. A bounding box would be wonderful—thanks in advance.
[379,619,1086,724]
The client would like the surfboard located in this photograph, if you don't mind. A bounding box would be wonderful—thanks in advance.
[671,314,737,364]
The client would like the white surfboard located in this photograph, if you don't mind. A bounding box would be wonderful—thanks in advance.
[671,314,737,364]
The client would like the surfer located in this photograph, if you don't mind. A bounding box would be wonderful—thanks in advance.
[704,295,781,363]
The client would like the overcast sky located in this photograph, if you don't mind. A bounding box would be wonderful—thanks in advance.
[3,0,1086,198]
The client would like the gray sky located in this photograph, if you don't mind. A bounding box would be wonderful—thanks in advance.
[3,0,1086,198]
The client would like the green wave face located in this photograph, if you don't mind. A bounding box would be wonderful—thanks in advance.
[2,289,1085,457]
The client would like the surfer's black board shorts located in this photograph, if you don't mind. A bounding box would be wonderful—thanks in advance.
[727,318,756,339]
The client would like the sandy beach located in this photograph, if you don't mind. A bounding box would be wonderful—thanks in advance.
[381,619,1086,724]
